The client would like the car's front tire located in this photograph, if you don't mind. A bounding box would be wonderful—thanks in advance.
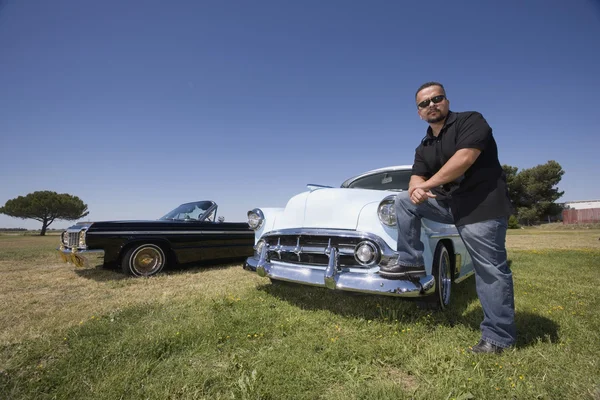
[121,243,167,277]
[420,241,453,310]
[431,242,453,309]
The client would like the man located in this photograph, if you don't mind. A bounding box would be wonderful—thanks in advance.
[379,82,516,354]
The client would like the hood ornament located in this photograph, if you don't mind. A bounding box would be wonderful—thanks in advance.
[306,184,333,192]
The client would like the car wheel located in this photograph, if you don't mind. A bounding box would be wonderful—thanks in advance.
[431,242,453,310]
[121,243,167,277]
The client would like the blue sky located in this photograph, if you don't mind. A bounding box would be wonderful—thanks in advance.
[1,0,599,229]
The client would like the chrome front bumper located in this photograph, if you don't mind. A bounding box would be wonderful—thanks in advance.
[57,247,105,268]
[244,246,435,298]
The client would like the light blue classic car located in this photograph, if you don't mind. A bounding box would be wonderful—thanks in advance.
[244,165,474,309]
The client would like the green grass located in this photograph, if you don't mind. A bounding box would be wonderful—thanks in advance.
[0,235,59,263]
[0,238,599,399]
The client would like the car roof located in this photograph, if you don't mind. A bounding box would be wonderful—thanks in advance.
[340,165,413,188]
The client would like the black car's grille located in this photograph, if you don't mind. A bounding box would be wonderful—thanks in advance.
[68,232,79,247]
[261,234,379,268]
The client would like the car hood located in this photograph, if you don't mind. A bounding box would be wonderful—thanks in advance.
[274,188,393,231]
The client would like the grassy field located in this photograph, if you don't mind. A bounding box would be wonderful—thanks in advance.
[0,231,599,399]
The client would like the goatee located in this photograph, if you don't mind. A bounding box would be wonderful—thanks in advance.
[426,114,446,123]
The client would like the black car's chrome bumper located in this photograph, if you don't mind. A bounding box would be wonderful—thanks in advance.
[57,247,105,268]
[244,256,435,298]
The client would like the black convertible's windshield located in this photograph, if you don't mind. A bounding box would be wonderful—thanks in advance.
[160,201,214,221]
[345,170,411,191]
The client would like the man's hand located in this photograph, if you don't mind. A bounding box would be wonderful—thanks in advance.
[409,184,436,205]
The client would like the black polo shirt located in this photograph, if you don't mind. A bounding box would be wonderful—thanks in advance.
[412,111,513,226]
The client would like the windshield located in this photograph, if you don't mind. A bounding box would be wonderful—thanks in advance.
[159,201,214,221]
[345,170,411,191]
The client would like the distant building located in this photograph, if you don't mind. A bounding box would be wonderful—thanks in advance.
[562,200,600,224]
[563,200,600,210]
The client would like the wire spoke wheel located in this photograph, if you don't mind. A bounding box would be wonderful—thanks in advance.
[122,244,166,277]
[420,242,453,310]
[437,245,452,307]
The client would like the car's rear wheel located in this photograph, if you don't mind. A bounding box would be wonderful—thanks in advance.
[121,243,167,277]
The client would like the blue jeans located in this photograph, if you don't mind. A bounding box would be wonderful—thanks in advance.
[395,193,516,348]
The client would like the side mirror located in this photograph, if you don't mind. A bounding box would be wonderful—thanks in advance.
[218,216,225,223]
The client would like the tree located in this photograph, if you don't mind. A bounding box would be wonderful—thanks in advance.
[0,191,89,235]
[502,164,520,205]
[502,160,565,225]
[507,215,520,229]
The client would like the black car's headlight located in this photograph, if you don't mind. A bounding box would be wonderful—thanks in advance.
[247,208,265,230]
[61,231,69,246]
[377,196,397,227]
[78,230,86,247]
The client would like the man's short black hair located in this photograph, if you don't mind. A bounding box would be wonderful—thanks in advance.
[415,82,446,99]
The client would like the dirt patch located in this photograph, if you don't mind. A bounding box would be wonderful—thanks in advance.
[381,366,419,392]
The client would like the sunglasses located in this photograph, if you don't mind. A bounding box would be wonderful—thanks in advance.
[417,95,446,109]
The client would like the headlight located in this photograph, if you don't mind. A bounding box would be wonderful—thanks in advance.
[354,241,378,266]
[254,239,266,255]
[78,230,86,247]
[61,231,68,246]
[377,197,397,227]
[247,208,265,230]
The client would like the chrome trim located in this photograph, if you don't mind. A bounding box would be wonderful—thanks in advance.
[253,258,435,297]
[68,232,80,247]
[64,226,90,249]
[430,233,460,239]
[264,241,357,259]
[259,228,396,267]
[57,248,105,268]
[89,231,252,235]
[244,256,258,271]
[248,227,436,298]
[256,243,269,277]
[64,227,89,248]
[324,239,338,289]
[262,228,389,244]
[340,165,412,188]
[247,208,265,230]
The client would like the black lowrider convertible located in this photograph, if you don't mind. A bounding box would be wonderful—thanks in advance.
[58,201,254,277]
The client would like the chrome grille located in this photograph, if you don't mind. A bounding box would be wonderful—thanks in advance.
[261,234,378,268]
[68,232,79,247]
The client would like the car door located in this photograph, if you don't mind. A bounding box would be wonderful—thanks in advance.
[196,222,255,260]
